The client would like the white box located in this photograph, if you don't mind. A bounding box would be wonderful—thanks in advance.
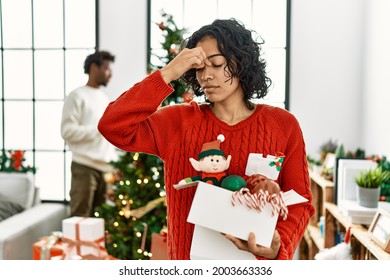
[184,181,307,259]
[62,216,105,259]
[190,225,256,260]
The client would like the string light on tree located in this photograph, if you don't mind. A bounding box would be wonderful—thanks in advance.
[95,150,166,259]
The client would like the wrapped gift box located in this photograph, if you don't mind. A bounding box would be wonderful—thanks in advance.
[62,216,106,259]
[184,181,308,259]
[150,232,169,260]
[33,233,64,260]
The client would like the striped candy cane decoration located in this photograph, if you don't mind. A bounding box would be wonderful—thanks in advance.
[231,188,288,220]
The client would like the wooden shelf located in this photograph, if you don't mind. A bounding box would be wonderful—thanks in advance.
[324,202,390,260]
[309,170,334,189]
[324,202,353,229]
[300,225,324,260]
[308,170,334,226]
[299,171,334,259]
[351,227,390,260]
[324,202,364,248]
[307,225,324,251]
[300,169,390,260]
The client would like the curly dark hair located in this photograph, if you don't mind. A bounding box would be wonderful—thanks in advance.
[181,19,271,109]
[84,50,115,74]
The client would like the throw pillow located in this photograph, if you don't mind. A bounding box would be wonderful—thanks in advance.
[0,197,25,222]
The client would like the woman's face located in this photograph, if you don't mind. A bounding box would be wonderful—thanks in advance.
[195,37,243,105]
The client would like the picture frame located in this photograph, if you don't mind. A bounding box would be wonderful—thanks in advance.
[333,157,377,205]
[323,153,336,170]
[368,208,390,253]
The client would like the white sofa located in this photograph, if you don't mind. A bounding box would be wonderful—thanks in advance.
[0,173,69,259]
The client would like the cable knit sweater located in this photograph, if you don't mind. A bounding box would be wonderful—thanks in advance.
[61,85,118,172]
[98,70,315,260]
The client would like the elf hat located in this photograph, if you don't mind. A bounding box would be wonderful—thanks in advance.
[198,134,226,160]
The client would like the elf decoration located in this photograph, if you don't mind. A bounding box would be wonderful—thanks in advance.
[177,137,288,219]
[178,134,229,186]
[178,134,246,191]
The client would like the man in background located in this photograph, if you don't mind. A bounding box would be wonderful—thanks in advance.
[61,50,118,217]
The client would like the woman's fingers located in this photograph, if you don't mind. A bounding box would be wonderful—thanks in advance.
[160,47,206,83]
[224,231,280,259]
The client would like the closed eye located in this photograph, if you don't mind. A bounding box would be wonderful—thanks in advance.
[195,63,223,72]
[196,53,225,71]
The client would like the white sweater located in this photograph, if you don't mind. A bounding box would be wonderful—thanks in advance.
[61,86,118,172]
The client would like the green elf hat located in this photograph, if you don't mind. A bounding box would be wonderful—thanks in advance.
[198,134,226,160]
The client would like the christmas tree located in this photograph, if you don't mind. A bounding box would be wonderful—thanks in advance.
[149,11,193,105]
[95,12,189,260]
[95,152,166,260]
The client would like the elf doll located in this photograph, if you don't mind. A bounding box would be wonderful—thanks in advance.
[178,134,232,186]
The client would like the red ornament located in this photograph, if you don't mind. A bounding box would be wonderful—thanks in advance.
[156,22,166,31]
[182,91,194,103]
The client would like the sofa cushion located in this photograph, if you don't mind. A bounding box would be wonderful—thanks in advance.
[0,202,69,260]
[0,197,25,222]
[0,173,35,209]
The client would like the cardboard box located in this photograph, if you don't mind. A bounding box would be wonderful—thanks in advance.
[184,181,308,259]
[62,216,105,259]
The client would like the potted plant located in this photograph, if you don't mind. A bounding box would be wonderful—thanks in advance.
[354,166,390,208]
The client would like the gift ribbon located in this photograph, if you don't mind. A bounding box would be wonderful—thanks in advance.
[62,217,107,260]
[140,223,148,252]
[40,231,63,260]
[62,237,107,259]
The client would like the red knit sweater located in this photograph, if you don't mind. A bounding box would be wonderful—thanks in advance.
[98,70,315,260]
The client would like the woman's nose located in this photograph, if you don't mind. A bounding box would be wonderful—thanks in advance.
[201,66,213,81]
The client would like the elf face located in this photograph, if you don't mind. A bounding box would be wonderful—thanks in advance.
[195,154,231,173]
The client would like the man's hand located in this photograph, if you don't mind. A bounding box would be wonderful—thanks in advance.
[224,230,281,259]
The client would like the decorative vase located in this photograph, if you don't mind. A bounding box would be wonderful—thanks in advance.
[356,186,380,208]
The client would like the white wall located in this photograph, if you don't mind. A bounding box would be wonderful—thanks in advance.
[289,0,365,158]
[362,0,390,158]
[99,0,390,159]
[99,0,148,100]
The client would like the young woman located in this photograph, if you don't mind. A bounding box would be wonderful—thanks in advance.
[98,19,314,260]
